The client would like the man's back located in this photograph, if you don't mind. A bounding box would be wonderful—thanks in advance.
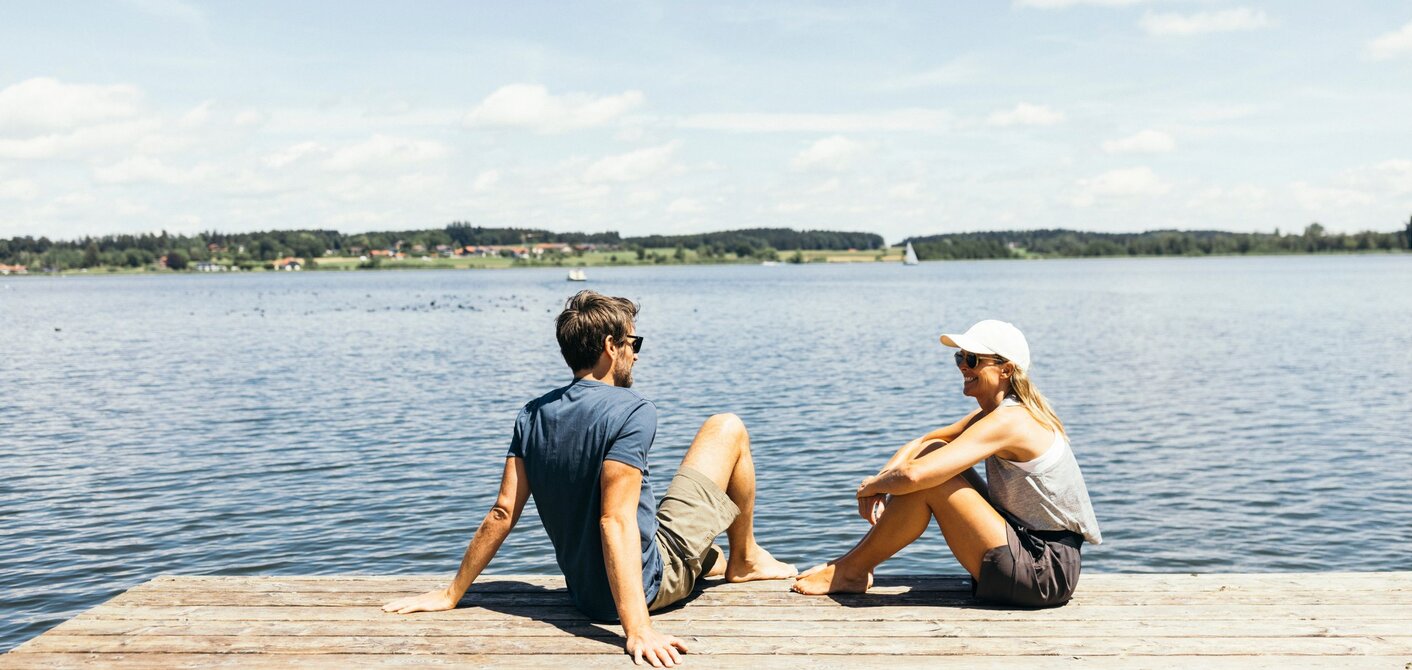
[509,378,663,620]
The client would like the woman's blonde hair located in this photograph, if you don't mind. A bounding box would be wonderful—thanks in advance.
[1007,364,1065,435]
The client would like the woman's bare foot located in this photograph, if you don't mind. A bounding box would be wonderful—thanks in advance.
[790,562,873,595]
[725,546,798,582]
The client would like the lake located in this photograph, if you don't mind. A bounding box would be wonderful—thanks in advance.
[2,254,1409,651]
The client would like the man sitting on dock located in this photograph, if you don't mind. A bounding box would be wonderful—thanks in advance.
[383,290,796,667]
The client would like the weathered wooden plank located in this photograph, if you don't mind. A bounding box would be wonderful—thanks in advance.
[11,573,1412,667]
[70,603,1412,623]
[15,633,1412,656]
[101,588,1412,608]
[137,572,1412,593]
[44,616,1412,639]
[6,653,1409,670]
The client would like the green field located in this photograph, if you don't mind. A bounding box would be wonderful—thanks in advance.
[31,247,904,275]
[312,247,901,271]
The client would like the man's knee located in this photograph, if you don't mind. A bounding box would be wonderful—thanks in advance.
[702,412,748,442]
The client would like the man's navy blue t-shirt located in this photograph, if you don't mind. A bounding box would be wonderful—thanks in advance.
[507,378,662,620]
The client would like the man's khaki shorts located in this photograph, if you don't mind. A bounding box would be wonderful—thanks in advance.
[647,466,739,610]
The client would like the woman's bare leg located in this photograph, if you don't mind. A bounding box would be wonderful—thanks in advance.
[792,470,1007,595]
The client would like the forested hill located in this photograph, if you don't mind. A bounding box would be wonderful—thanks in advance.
[625,228,883,255]
[0,224,882,270]
[905,223,1411,261]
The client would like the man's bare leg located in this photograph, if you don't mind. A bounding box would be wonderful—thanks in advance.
[792,471,1007,595]
[678,413,797,582]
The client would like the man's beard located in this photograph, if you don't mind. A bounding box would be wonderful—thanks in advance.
[612,356,634,388]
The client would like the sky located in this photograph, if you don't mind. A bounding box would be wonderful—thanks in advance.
[1,1,1410,243]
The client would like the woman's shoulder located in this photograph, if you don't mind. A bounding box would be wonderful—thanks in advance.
[975,404,1054,459]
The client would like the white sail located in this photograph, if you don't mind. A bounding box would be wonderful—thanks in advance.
[903,241,919,265]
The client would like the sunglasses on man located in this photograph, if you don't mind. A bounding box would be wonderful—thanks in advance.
[954,350,1004,369]
[619,335,643,353]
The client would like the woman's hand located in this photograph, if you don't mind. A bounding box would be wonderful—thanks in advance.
[858,494,888,525]
[381,586,458,614]
[855,473,884,500]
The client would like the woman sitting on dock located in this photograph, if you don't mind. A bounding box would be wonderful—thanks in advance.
[792,320,1101,607]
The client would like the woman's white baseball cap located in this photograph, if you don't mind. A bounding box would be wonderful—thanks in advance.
[940,320,1031,371]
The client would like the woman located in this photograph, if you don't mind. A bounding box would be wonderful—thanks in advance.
[792,320,1101,607]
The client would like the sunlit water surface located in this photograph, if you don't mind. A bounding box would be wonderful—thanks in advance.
[3,255,1410,650]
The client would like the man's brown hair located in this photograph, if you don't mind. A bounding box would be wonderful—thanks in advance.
[556,290,638,371]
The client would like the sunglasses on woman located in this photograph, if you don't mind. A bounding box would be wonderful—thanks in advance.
[620,335,643,353]
[954,350,1003,369]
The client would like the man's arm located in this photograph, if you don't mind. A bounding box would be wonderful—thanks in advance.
[382,457,530,614]
[600,460,687,668]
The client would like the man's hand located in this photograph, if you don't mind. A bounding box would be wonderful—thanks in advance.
[381,587,457,615]
[626,626,688,667]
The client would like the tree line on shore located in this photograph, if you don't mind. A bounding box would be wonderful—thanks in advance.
[905,221,1412,261]
[2,219,1407,271]
[0,225,884,271]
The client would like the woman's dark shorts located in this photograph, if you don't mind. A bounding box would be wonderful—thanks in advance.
[972,511,1082,608]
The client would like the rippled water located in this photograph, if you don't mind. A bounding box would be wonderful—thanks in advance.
[3,255,1410,650]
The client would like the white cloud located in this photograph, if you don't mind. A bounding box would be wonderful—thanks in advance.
[0,119,159,159]
[878,58,979,90]
[234,109,266,128]
[94,156,205,185]
[119,0,204,25]
[0,179,39,200]
[472,169,501,192]
[1365,22,1412,61]
[680,109,949,133]
[1185,184,1270,211]
[987,103,1064,127]
[464,84,644,133]
[666,197,704,214]
[1016,0,1150,7]
[1141,9,1270,36]
[0,78,143,134]
[263,141,322,168]
[792,135,868,171]
[1069,166,1170,206]
[320,134,448,172]
[178,101,213,128]
[583,141,680,183]
[888,181,925,200]
[1337,159,1412,195]
[1291,182,1374,211]
[1102,129,1176,154]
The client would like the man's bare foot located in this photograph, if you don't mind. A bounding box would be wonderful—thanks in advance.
[705,545,727,579]
[725,546,798,582]
[790,562,873,595]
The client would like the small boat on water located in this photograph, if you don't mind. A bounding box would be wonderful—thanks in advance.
[567,268,587,282]
[903,241,919,266]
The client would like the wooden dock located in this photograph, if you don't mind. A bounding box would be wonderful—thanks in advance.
[3,573,1409,668]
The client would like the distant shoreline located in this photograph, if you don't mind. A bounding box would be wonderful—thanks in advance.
[3,247,1406,278]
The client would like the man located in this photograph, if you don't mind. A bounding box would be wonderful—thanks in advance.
[383,290,796,667]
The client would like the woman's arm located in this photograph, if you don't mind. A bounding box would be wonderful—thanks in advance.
[858,414,1010,499]
[878,410,981,473]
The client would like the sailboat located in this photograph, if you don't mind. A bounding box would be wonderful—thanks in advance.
[903,241,919,266]
[567,268,587,282]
